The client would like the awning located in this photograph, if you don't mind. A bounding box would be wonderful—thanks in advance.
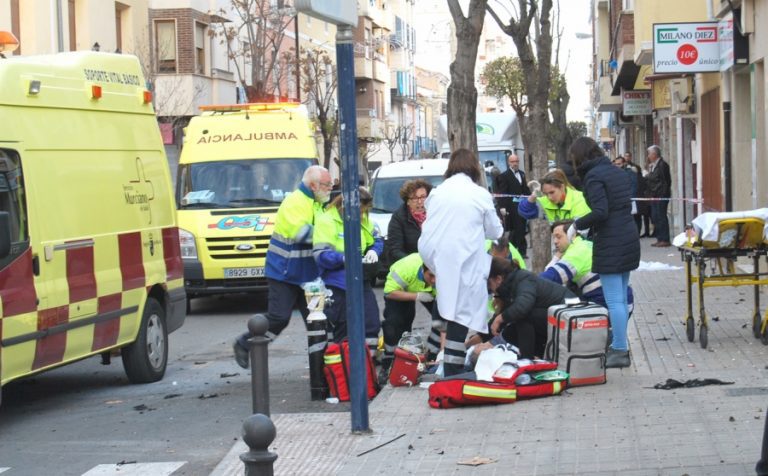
[611,60,642,96]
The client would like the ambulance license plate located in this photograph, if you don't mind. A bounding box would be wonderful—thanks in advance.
[224,267,265,279]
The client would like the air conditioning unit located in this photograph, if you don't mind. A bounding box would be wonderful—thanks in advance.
[670,78,692,114]
[618,112,642,125]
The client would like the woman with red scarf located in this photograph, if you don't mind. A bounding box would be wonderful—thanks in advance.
[385,179,432,265]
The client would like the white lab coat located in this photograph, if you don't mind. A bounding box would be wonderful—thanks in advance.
[418,173,504,333]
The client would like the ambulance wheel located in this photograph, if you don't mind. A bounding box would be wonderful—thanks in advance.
[122,298,168,383]
[685,317,695,342]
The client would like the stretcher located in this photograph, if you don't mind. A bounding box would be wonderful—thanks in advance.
[678,214,768,349]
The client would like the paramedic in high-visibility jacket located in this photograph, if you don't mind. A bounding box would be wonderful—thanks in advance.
[313,187,383,354]
[541,220,634,313]
[379,253,437,382]
[233,165,333,369]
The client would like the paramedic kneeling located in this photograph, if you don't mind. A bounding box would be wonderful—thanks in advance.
[380,254,436,378]
[232,165,332,369]
[487,256,575,358]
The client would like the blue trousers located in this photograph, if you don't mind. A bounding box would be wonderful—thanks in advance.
[600,272,631,351]
[324,285,381,351]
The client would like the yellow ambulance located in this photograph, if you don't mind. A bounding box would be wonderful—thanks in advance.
[0,39,186,404]
[176,103,319,305]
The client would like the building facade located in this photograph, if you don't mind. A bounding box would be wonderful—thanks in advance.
[590,0,768,236]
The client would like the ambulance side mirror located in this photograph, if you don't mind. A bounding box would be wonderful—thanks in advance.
[0,212,11,259]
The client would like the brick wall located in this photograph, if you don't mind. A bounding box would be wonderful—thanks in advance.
[149,8,210,75]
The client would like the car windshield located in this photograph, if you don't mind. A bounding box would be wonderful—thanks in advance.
[370,175,446,213]
[177,158,315,209]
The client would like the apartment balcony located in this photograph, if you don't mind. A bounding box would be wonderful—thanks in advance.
[355,55,374,79]
[373,55,388,83]
[358,0,388,28]
[357,110,383,139]
[597,76,622,112]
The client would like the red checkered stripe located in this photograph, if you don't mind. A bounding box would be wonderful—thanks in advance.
[1,227,182,382]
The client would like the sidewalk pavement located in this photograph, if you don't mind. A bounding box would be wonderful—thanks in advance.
[211,239,768,475]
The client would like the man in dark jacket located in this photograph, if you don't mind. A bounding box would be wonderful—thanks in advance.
[493,153,531,256]
[645,145,672,247]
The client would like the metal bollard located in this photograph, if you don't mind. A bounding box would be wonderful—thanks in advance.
[240,413,278,476]
[307,313,329,400]
[247,314,271,416]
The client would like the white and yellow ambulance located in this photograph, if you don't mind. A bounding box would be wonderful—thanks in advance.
[176,103,319,304]
[0,36,186,404]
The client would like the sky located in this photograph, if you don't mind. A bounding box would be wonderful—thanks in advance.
[414,0,593,123]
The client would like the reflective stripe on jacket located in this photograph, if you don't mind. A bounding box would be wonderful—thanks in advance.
[265,183,324,285]
[384,253,434,295]
[313,206,383,289]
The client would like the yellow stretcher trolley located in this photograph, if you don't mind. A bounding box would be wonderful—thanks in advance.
[678,217,768,348]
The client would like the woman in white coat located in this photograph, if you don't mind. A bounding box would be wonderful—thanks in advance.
[418,148,504,376]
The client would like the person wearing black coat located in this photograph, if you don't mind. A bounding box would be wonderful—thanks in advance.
[493,153,531,256]
[569,137,640,369]
[487,257,575,359]
[644,145,672,246]
[385,179,432,267]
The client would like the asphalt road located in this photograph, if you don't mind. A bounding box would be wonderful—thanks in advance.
[0,290,361,476]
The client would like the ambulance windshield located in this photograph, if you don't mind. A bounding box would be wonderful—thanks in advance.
[178,158,315,209]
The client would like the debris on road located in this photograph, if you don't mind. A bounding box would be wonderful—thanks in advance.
[652,378,734,390]
[356,433,406,457]
[163,394,182,399]
[198,393,219,400]
[457,456,497,466]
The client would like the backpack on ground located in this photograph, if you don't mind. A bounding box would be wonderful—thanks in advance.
[324,340,379,402]
[544,301,609,387]
[427,359,566,409]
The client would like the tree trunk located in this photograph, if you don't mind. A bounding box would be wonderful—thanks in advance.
[447,0,487,166]
[486,0,554,272]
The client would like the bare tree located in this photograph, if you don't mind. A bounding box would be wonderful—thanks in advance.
[211,1,295,102]
[381,123,414,162]
[487,0,555,272]
[446,0,488,163]
[358,139,383,184]
[290,46,338,170]
[398,124,414,161]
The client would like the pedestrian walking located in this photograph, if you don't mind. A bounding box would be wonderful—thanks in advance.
[232,165,332,368]
[418,149,504,376]
[645,145,672,247]
[568,137,640,369]
[313,187,383,353]
[494,153,531,257]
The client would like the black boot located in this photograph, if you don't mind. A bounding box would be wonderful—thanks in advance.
[605,347,630,368]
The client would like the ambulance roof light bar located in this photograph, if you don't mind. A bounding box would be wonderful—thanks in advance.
[199,102,301,113]
[0,31,20,58]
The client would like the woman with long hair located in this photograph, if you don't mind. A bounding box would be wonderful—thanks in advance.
[518,168,591,223]
[568,137,640,368]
